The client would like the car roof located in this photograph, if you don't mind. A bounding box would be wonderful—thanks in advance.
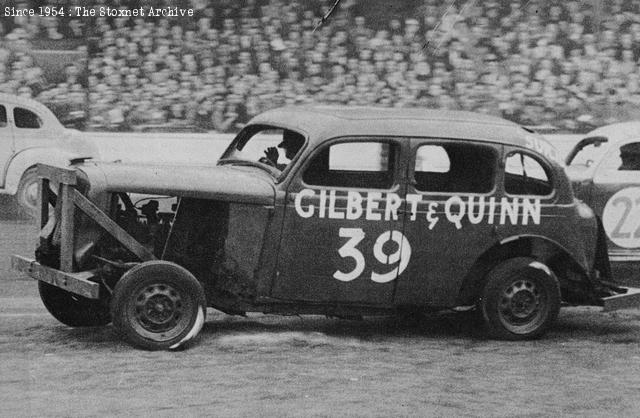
[586,121,640,142]
[0,92,54,114]
[249,105,545,149]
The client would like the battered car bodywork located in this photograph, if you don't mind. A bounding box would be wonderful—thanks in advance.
[12,107,640,350]
[566,122,640,283]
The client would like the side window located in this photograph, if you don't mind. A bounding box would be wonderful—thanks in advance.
[14,107,42,129]
[303,141,396,189]
[505,152,553,196]
[414,143,496,193]
[0,105,6,127]
[601,142,640,171]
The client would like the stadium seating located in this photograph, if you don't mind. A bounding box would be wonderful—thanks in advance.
[0,0,638,132]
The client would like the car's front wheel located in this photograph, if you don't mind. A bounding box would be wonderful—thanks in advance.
[479,257,561,340]
[111,261,206,350]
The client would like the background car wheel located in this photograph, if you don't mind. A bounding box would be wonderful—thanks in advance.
[15,167,40,219]
[479,257,561,340]
[38,281,111,327]
[111,261,206,351]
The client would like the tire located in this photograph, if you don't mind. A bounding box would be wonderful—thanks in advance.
[111,261,206,351]
[15,167,40,219]
[479,257,561,340]
[38,281,111,327]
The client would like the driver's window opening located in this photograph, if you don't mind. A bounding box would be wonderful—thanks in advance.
[224,126,305,172]
[303,141,397,189]
[505,152,552,196]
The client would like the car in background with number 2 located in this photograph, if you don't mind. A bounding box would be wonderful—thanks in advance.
[566,122,640,282]
[12,106,640,350]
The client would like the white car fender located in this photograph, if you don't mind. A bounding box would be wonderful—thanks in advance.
[3,148,83,195]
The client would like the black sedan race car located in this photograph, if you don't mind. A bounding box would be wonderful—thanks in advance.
[12,107,640,350]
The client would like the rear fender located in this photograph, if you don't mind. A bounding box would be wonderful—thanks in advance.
[456,234,593,306]
[3,148,80,194]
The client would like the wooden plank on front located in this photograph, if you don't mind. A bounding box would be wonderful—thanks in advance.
[37,164,76,185]
[40,178,49,228]
[11,255,100,299]
[59,183,75,272]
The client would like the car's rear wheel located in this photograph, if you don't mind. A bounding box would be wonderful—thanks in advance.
[111,261,206,350]
[38,281,111,327]
[479,257,561,340]
[15,167,40,219]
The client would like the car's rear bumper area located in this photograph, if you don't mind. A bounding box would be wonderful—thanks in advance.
[610,251,640,263]
[11,255,100,299]
[602,286,640,312]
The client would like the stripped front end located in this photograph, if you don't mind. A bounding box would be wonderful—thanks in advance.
[11,162,274,349]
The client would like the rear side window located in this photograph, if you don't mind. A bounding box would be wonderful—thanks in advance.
[505,152,553,196]
[303,141,397,189]
[0,105,6,127]
[14,107,42,129]
[414,143,496,193]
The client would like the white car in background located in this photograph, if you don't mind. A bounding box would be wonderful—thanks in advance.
[0,93,96,216]
[565,122,640,283]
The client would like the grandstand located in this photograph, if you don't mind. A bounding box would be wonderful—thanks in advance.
[0,0,638,132]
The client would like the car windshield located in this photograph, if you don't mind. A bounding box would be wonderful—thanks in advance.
[219,125,305,176]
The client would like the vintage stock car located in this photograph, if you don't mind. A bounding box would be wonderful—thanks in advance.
[566,122,640,281]
[12,106,640,350]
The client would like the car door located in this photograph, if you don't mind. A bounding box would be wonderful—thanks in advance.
[0,104,14,186]
[395,139,500,306]
[272,138,408,305]
[591,139,640,256]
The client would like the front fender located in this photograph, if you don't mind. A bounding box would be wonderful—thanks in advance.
[3,148,85,194]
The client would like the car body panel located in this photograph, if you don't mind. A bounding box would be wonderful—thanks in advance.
[78,162,276,205]
[566,122,640,282]
[0,93,96,193]
[0,103,14,182]
[272,136,407,305]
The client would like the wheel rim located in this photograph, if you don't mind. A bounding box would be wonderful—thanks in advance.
[497,278,547,333]
[20,178,39,212]
[129,282,193,341]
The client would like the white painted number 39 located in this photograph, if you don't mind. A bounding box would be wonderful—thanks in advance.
[333,228,412,283]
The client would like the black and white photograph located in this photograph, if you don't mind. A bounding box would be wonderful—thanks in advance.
[1,0,640,416]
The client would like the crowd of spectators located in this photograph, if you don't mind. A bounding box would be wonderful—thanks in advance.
[1,0,640,131]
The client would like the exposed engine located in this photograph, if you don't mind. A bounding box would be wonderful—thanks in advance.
[36,191,177,281]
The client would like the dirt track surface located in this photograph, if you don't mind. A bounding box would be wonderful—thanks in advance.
[2,217,640,417]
